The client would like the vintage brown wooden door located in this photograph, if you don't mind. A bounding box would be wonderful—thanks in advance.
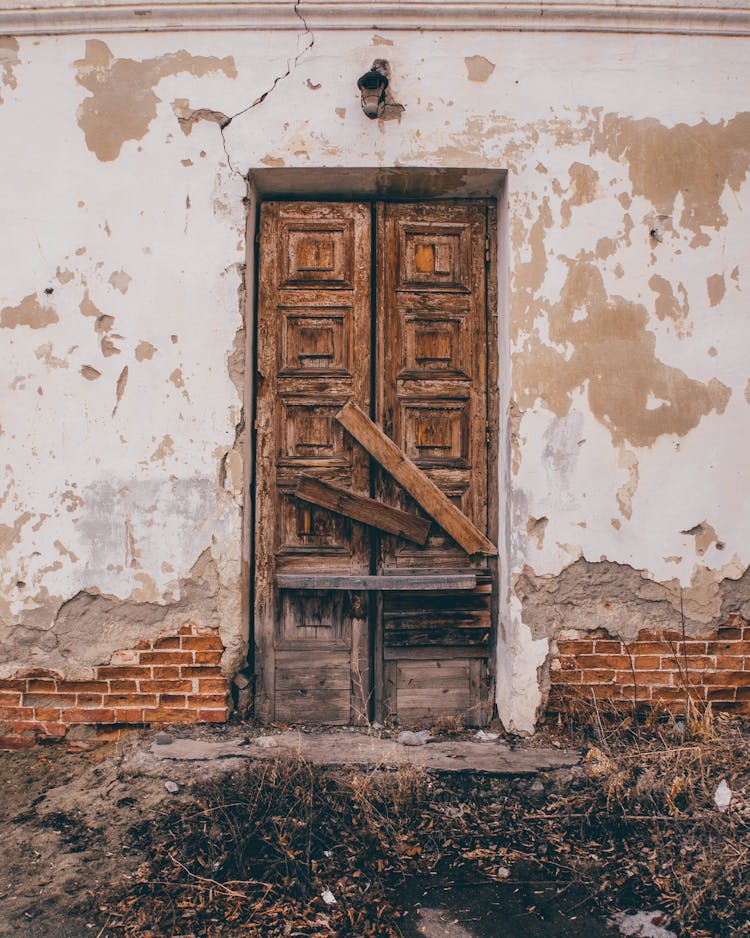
[255,200,496,725]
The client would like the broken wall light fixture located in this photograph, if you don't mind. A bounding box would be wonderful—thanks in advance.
[357,59,389,119]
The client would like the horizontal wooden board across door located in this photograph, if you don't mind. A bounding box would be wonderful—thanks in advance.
[276,573,477,590]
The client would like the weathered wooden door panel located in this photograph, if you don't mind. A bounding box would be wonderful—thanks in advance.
[255,202,371,723]
[375,202,492,726]
[255,199,495,727]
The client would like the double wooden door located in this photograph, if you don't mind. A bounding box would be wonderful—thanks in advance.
[255,200,496,726]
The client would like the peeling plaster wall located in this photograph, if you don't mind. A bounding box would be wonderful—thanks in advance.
[1,22,749,732]
[0,33,248,679]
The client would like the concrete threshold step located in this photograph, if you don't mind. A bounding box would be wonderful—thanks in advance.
[144,730,580,776]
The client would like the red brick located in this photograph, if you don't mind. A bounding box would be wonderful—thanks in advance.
[630,655,662,670]
[0,680,26,692]
[180,635,223,651]
[677,640,710,654]
[578,654,631,670]
[198,708,229,722]
[624,642,670,656]
[34,707,62,721]
[619,670,671,685]
[64,708,115,724]
[37,722,67,737]
[714,627,742,640]
[551,671,583,684]
[57,681,109,693]
[114,708,145,723]
[140,679,193,693]
[158,694,187,708]
[708,641,750,655]
[0,706,33,721]
[706,688,737,702]
[108,680,139,692]
[579,670,616,684]
[0,735,36,750]
[26,679,57,693]
[556,640,593,655]
[12,721,45,734]
[651,685,698,702]
[617,684,650,700]
[667,655,715,669]
[151,666,182,680]
[585,685,627,700]
[714,657,747,672]
[194,651,222,665]
[703,670,746,687]
[594,640,623,653]
[103,694,158,708]
[140,651,193,665]
[153,636,181,649]
[178,625,194,636]
[187,694,227,707]
[75,694,105,707]
[180,665,221,678]
[24,693,76,707]
[734,686,750,701]
[0,692,22,706]
[197,678,228,693]
[144,708,200,723]
[97,666,152,679]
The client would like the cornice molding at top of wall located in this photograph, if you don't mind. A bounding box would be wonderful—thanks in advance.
[1,0,750,37]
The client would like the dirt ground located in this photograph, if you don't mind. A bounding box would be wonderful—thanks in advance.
[1,713,748,937]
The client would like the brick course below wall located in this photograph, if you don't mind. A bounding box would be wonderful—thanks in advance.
[548,614,750,715]
[0,625,230,750]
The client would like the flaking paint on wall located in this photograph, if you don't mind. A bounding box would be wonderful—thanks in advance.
[512,256,731,447]
[0,37,19,104]
[1,294,58,330]
[73,40,237,161]
[0,27,748,734]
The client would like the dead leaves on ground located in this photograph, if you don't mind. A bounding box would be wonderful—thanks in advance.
[100,714,750,937]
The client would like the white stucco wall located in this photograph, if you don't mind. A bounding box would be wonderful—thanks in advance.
[2,5,749,731]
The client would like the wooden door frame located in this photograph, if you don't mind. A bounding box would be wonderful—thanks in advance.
[243,169,504,724]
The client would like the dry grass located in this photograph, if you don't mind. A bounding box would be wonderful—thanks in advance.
[98,705,750,937]
[105,757,435,937]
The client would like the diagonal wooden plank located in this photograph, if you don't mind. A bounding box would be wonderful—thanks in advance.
[295,474,430,544]
[335,400,497,556]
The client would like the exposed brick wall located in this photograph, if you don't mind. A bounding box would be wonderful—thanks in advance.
[548,614,750,715]
[0,625,230,750]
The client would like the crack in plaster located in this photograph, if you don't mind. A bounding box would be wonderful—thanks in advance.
[218,0,315,177]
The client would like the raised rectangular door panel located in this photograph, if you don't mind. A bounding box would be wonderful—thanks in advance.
[383,658,490,726]
[255,202,371,723]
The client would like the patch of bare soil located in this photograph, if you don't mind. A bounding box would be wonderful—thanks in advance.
[1,709,748,938]
[0,729,163,937]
